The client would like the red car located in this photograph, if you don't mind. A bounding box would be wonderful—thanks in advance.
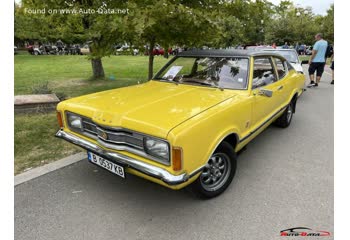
[152,47,164,55]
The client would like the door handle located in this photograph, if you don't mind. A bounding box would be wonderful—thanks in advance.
[277,85,284,90]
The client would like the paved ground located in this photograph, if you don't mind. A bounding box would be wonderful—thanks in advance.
[15,67,334,240]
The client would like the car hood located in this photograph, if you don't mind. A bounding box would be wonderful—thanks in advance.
[61,81,238,138]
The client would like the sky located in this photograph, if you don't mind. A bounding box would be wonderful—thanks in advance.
[269,0,334,15]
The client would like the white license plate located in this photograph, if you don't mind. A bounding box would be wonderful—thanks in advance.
[87,152,125,178]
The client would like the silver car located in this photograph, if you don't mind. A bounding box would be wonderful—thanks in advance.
[263,49,305,73]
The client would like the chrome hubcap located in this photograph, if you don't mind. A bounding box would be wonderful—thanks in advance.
[287,104,293,122]
[200,153,231,192]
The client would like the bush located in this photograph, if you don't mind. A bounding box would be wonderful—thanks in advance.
[31,82,52,94]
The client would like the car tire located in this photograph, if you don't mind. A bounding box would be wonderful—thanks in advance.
[188,141,237,199]
[34,51,39,55]
[274,99,296,128]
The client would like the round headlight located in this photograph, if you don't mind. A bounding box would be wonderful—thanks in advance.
[68,114,82,130]
[144,137,169,161]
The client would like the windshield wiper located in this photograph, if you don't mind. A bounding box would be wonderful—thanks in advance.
[182,79,224,90]
[182,80,213,86]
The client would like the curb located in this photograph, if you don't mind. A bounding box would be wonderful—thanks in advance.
[15,152,86,186]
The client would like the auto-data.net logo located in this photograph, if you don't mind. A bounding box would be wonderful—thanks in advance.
[280,227,331,237]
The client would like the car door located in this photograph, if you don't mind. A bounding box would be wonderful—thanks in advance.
[250,57,283,131]
[272,56,293,108]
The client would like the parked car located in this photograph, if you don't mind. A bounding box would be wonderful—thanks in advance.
[153,47,164,55]
[115,45,130,55]
[68,44,81,55]
[43,45,58,55]
[55,49,305,198]
[262,49,305,73]
[80,45,90,55]
[26,44,58,55]
[14,46,18,55]
[32,46,44,55]
[245,45,273,50]
[27,45,34,55]
[27,45,43,55]
[305,46,313,55]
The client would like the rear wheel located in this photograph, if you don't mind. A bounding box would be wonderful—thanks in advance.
[189,141,237,199]
[274,99,296,128]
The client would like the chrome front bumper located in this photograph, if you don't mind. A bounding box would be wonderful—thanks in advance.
[55,130,198,185]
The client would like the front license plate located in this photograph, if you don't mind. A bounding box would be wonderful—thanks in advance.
[87,152,125,178]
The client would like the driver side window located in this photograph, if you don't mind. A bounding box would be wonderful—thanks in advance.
[252,57,277,89]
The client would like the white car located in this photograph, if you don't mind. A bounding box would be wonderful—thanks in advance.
[263,49,305,73]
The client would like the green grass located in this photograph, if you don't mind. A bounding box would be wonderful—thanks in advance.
[14,55,171,174]
[299,55,332,65]
[15,55,170,97]
[14,113,82,174]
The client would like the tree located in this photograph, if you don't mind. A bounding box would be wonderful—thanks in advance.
[17,0,129,79]
[322,4,334,43]
[133,0,221,79]
[265,1,323,46]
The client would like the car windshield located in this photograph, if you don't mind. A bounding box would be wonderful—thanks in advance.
[154,57,249,90]
[267,50,299,63]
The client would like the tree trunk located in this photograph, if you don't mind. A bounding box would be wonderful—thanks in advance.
[91,58,105,79]
[164,46,169,59]
[148,40,155,80]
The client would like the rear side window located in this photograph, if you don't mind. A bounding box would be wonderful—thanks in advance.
[252,57,277,89]
[286,61,294,71]
[274,57,287,79]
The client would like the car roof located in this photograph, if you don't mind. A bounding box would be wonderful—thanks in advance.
[177,49,285,58]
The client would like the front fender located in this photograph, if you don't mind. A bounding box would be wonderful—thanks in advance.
[167,96,251,175]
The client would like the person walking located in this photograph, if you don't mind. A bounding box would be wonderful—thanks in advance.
[307,33,328,88]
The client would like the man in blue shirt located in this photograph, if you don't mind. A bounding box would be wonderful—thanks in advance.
[307,33,328,87]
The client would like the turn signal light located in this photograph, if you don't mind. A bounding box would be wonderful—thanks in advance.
[57,111,63,128]
[172,147,183,171]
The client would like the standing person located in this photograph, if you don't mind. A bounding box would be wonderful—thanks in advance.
[295,42,299,52]
[299,44,305,55]
[330,52,334,85]
[282,42,289,49]
[272,42,276,49]
[307,33,328,88]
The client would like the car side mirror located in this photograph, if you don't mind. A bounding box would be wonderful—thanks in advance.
[301,60,309,65]
[258,89,273,97]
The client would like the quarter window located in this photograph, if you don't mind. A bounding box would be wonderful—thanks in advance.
[252,57,276,89]
[274,58,287,79]
[286,61,294,71]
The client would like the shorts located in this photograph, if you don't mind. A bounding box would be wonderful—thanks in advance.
[308,62,326,77]
[330,61,334,70]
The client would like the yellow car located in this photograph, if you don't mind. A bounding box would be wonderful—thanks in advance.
[56,50,305,198]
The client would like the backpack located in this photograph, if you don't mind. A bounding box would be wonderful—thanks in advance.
[325,44,333,58]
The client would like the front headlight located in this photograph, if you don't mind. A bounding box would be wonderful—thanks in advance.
[144,137,170,162]
[67,113,83,130]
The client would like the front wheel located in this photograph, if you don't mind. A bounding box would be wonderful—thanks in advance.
[188,142,237,199]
